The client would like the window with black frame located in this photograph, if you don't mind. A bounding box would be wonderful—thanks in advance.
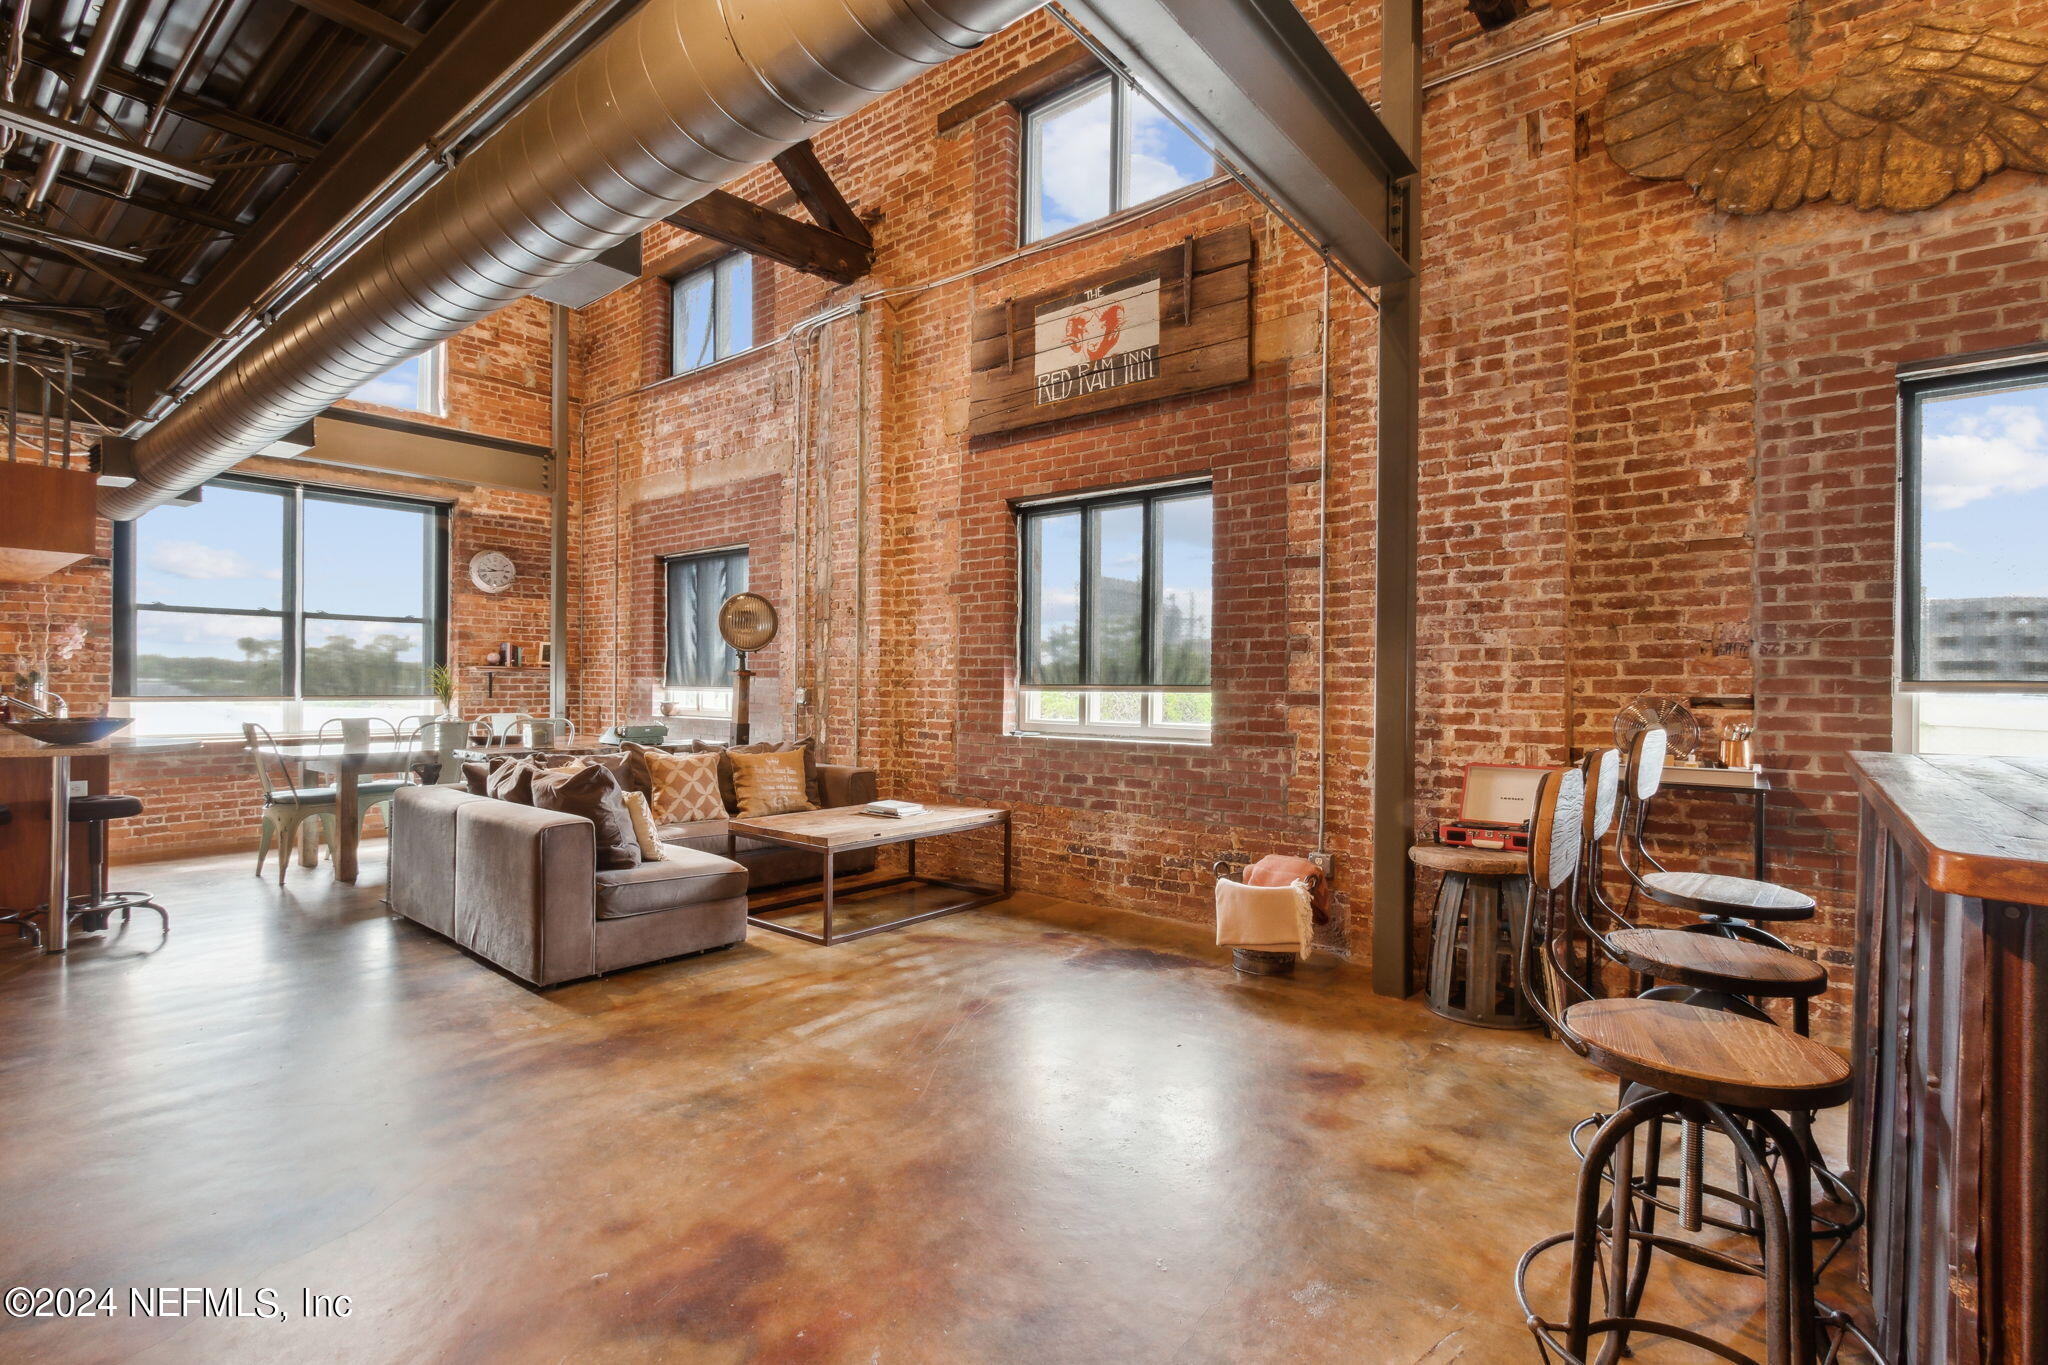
[663,548,748,716]
[1902,360,2048,754]
[1017,481,1211,739]
[112,476,448,737]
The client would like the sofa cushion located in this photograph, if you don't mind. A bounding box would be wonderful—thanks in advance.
[621,790,667,861]
[731,748,816,818]
[461,760,491,795]
[531,762,640,870]
[486,755,545,804]
[638,745,724,823]
[593,845,748,920]
[694,737,820,810]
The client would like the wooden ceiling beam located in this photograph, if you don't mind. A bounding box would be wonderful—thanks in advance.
[665,191,873,286]
[771,141,871,246]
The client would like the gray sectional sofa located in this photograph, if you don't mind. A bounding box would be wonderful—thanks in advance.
[388,760,878,987]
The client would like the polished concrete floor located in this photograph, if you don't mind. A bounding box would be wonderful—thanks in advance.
[0,845,1869,1363]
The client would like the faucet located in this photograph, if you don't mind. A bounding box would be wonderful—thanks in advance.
[5,691,66,719]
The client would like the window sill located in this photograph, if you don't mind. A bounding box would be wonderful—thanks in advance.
[1009,729,1212,748]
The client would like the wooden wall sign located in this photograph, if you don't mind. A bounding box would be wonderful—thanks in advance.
[968,224,1251,438]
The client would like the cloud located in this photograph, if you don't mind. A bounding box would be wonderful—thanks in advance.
[135,613,277,650]
[1927,541,1965,553]
[145,539,280,582]
[1922,401,2048,511]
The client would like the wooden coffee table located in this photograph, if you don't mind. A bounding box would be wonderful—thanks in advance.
[728,804,1011,946]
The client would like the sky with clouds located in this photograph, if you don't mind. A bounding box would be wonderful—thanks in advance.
[1919,384,2048,602]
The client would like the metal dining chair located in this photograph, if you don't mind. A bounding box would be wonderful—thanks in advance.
[245,723,340,884]
[314,717,410,832]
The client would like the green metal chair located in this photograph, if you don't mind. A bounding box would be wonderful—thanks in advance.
[315,718,410,833]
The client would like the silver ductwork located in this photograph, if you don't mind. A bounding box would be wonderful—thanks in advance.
[102,0,1037,518]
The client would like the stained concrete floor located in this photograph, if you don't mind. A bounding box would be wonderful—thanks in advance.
[0,846,1871,1363]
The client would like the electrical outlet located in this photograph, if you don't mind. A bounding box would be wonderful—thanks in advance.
[794,688,809,705]
[1308,851,1333,879]
[68,780,88,797]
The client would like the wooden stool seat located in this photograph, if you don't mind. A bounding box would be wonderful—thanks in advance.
[1409,843,1523,876]
[1566,998,1852,1111]
[1607,927,1827,998]
[1639,869,1815,921]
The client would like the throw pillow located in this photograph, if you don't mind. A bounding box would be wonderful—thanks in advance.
[695,737,821,811]
[486,755,546,805]
[461,761,491,795]
[730,748,816,819]
[620,790,668,862]
[641,747,724,824]
[531,762,641,870]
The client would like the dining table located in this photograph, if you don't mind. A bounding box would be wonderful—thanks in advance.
[289,744,421,884]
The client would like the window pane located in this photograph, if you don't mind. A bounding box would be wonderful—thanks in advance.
[132,611,284,696]
[302,496,432,618]
[302,620,425,697]
[1915,377,2048,683]
[1027,690,1081,722]
[1917,692,2048,755]
[133,483,284,611]
[665,551,746,687]
[1154,493,1212,686]
[1026,510,1082,684]
[351,354,430,411]
[1088,503,1146,685]
[673,270,715,373]
[121,699,288,738]
[1125,97,1212,206]
[1160,691,1213,726]
[1091,689,1143,725]
[717,255,754,357]
[1028,80,1113,241]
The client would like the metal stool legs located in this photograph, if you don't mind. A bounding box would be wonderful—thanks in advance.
[62,816,169,942]
[1520,1088,1836,1365]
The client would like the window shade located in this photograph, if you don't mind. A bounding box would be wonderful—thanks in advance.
[666,549,748,687]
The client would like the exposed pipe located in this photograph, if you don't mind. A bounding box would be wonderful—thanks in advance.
[26,0,141,210]
[102,0,1040,519]
[118,0,239,199]
[549,302,569,719]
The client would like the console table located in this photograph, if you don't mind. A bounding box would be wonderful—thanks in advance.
[1848,752,2046,1364]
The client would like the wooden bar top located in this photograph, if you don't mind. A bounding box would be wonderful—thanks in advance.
[1849,751,2048,904]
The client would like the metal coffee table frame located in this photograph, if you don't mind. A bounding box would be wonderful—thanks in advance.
[733,809,1012,946]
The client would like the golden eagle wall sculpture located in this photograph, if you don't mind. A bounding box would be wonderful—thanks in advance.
[1603,16,2048,213]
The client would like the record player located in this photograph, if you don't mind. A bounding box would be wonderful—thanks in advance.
[1439,762,1548,853]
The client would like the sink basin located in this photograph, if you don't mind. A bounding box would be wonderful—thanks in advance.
[0,716,135,746]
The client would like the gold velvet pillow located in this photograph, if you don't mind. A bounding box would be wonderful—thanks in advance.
[641,747,725,824]
[729,748,816,819]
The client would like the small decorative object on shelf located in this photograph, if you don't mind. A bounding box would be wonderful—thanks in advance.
[484,648,504,667]
[537,642,554,667]
[1719,722,1755,770]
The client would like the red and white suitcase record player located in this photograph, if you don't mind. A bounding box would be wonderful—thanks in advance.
[1440,762,1548,853]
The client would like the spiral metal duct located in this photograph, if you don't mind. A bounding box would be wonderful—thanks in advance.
[100,0,1037,518]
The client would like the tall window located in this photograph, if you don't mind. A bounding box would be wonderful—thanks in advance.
[112,476,448,737]
[348,345,445,415]
[672,255,755,375]
[663,547,747,716]
[1023,74,1215,243]
[1017,481,1212,740]
[1901,361,2048,754]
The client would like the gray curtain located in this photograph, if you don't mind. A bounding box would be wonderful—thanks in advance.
[665,550,747,686]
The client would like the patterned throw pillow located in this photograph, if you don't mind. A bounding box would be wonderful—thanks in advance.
[730,748,816,819]
[620,790,668,862]
[641,747,725,824]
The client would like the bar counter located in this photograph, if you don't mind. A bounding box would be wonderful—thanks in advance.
[0,733,208,953]
[1849,752,2046,1365]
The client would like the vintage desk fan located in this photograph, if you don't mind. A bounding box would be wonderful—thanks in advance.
[717,592,778,744]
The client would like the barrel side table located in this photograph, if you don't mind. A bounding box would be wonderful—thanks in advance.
[1411,843,1536,1029]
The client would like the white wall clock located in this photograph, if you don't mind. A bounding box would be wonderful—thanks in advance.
[469,550,517,593]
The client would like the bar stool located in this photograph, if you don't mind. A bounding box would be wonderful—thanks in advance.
[1512,764,1864,1364]
[1620,727,1814,952]
[1413,842,1535,1028]
[62,794,169,939]
[1570,747,1861,1260]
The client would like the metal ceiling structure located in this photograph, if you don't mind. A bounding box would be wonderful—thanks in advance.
[0,0,645,446]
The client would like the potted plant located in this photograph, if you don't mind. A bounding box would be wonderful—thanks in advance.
[429,664,458,720]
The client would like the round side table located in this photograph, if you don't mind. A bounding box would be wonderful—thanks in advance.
[1411,843,1537,1029]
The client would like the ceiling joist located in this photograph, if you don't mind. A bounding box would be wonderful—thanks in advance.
[285,0,427,52]
[21,39,324,162]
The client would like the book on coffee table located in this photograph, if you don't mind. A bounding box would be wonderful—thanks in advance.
[864,799,926,818]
